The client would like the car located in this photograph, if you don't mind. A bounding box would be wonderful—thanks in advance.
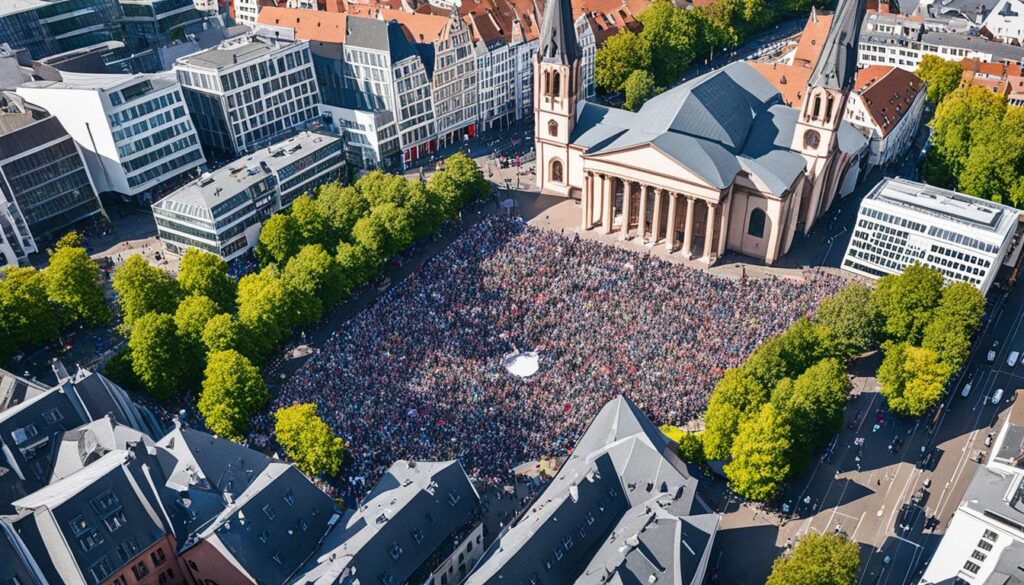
[988,350,998,363]
[1009,351,1020,367]
[962,382,973,398]
[992,388,1005,404]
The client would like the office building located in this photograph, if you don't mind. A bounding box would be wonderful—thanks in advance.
[153,130,344,260]
[920,391,1024,584]
[0,92,103,266]
[17,71,206,203]
[841,178,1019,294]
[119,0,205,53]
[0,0,123,61]
[174,35,320,157]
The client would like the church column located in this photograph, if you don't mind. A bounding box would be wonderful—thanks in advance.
[581,173,592,231]
[681,196,696,260]
[652,189,664,244]
[620,181,633,240]
[665,193,678,252]
[704,202,718,264]
[637,184,648,241]
[717,194,731,257]
[602,175,613,234]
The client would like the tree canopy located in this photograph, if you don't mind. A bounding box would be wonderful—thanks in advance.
[177,248,236,313]
[873,264,944,344]
[113,255,181,329]
[814,283,881,358]
[594,29,652,94]
[128,312,188,401]
[879,342,953,417]
[624,69,657,111]
[44,244,109,326]
[257,213,303,266]
[725,403,792,501]
[0,267,60,363]
[766,533,860,585]
[198,350,269,440]
[915,55,964,105]
[274,403,347,477]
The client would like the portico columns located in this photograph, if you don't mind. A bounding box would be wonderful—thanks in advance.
[665,193,678,251]
[601,175,613,234]
[717,194,731,257]
[581,174,591,231]
[637,184,648,241]
[704,202,718,263]
[620,182,632,240]
[681,196,696,260]
[652,189,664,244]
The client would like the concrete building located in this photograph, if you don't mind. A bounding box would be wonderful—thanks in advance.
[844,65,927,168]
[538,0,868,265]
[981,0,1024,44]
[174,34,321,157]
[231,0,260,27]
[920,390,1024,584]
[0,92,104,266]
[0,0,123,60]
[859,10,1024,70]
[153,130,344,260]
[294,459,481,584]
[17,71,206,203]
[119,0,205,53]
[465,395,718,583]
[841,178,1019,294]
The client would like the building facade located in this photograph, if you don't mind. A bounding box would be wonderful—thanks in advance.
[841,178,1018,294]
[153,130,344,260]
[0,92,104,266]
[119,0,205,53]
[537,0,868,266]
[16,72,205,203]
[174,35,320,157]
[843,65,927,168]
[0,0,123,60]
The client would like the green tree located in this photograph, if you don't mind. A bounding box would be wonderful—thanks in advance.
[318,183,370,242]
[53,231,84,250]
[925,85,1006,187]
[725,403,792,501]
[746,318,824,389]
[283,245,347,325]
[356,170,412,208]
[873,264,944,344]
[353,203,414,259]
[257,213,303,265]
[236,269,295,360]
[958,108,1024,205]
[766,533,860,585]
[815,283,882,358]
[174,294,219,344]
[915,55,964,105]
[198,350,269,440]
[177,248,236,313]
[274,403,347,477]
[661,425,707,467]
[623,69,657,111]
[112,255,181,329]
[128,312,188,401]
[702,367,769,460]
[405,181,443,240]
[202,313,252,358]
[772,358,851,464]
[44,244,109,326]
[879,342,953,416]
[636,0,694,85]
[922,282,986,366]
[0,266,59,362]
[291,194,336,249]
[336,241,379,286]
[595,29,653,93]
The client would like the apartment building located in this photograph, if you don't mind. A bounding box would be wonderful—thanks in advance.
[841,178,1019,294]
[153,130,344,260]
[0,92,104,266]
[17,71,205,203]
[0,0,123,60]
[174,35,321,157]
[843,65,927,168]
[961,58,1024,106]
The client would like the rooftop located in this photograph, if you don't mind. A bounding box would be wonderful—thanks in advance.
[152,131,340,220]
[0,0,50,18]
[18,71,178,94]
[853,65,925,137]
[865,177,1020,235]
[257,6,348,43]
[175,35,292,70]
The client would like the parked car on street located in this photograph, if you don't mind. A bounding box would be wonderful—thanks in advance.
[992,388,1005,404]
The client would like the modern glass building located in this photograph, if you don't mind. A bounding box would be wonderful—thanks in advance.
[119,0,203,53]
[0,0,123,60]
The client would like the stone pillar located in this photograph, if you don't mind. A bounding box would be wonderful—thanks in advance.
[602,175,613,235]
[718,194,731,257]
[652,189,663,244]
[704,202,718,263]
[665,193,678,251]
[620,182,632,240]
[637,184,648,241]
[681,196,696,260]
[581,174,591,231]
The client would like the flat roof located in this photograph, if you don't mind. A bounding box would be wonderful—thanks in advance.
[153,131,340,219]
[0,0,50,18]
[174,36,290,71]
[865,177,1020,236]
[19,71,177,93]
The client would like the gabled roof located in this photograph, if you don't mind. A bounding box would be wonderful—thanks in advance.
[808,0,867,91]
[0,369,46,414]
[344,15,420,62]
[852,65,925,138]
[50,415,152,483]
[157,426,271,496]
[379,8,450,44]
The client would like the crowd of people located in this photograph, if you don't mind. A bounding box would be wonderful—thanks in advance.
[250,216,845,496]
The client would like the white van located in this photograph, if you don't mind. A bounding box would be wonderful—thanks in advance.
[992,388,1005,404]
[1009,352,1020,368]
[962,382,973,398]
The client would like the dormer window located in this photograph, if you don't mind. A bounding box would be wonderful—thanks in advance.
[262,504,276,520]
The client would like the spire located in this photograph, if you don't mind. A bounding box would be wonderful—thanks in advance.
[808,0,867,91]
[538,0,580,65]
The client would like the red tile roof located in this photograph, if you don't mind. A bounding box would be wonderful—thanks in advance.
[853,65,925,137]
[257,6,347,42]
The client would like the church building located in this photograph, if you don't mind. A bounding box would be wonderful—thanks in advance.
[533,0,869,265]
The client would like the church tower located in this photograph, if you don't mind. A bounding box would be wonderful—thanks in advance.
[791,0,866,232]
[534,0,580,196]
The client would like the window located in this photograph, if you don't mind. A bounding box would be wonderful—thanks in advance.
[747,208,767,238]
[151,548,167,566]
[550,159,563,183]
[132,561,149,580]
[984,530,999,541]
[117,538,140,563]
[283,489,296,506]
[104,510,127,532]
[262,504,276,520]
[79,530,104,552]
[379,573,395,585]
[70,516,91,536]
[42,409,63,424]
[971,550,987,562]
[89,557,116,583]
[548,119,558,137]
[113,576,127,585]
[964,561,981,574]
[979,539,994,551]
[389,542,403,561]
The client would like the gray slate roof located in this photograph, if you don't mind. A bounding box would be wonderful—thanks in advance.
[345,16,420,63]
[295,459,479,585]
[465,395,717,584]
[49,416,152,484]
[808,0,866,91]
[538,0,580,65]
